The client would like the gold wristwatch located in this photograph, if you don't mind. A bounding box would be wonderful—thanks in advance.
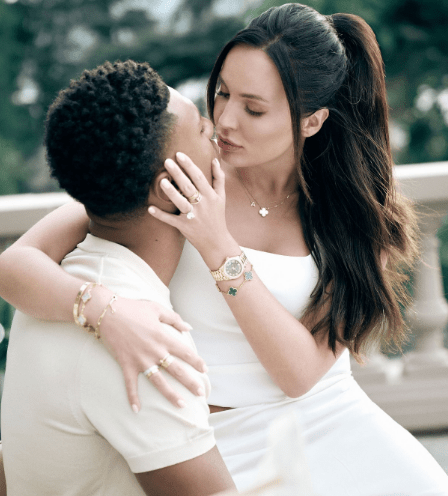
[210,252,248,281]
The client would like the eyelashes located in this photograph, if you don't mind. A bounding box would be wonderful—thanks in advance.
[245,107,264,117]
[216,90,265,117]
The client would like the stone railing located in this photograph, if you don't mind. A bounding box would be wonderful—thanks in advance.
[1,162,448,433]
[0,192,71,252]
[352,162,448,432]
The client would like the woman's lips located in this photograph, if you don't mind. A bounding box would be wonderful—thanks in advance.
[218,136,242,152]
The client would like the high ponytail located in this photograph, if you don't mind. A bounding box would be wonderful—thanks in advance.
[207,5,419,358]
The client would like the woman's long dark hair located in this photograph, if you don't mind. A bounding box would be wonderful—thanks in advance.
[207,3,418,359]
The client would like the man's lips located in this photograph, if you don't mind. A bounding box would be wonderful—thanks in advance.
[218,136,242,151]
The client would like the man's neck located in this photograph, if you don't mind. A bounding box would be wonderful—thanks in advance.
[89,214,185,287]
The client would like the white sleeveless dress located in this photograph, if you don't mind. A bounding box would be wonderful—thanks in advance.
[169,242,448,495]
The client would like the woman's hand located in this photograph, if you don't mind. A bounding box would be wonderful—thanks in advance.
[148,153,240,270]
[86,291,208,412]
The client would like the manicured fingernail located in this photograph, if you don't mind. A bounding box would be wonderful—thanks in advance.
[132,404,139,414]
[148,207,156,215]
[176,152,186,161]
[203,364,209,373]
[197,387,205,396]
[213,158,220,167]
[185,323,193,331]
[178,399,187,408]
[160,178,170,188]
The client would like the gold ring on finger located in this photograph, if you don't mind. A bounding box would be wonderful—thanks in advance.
[187,190,202,204]
[159,353,174,368]
[143,365,160,379]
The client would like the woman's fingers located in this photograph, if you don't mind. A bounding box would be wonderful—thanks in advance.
[98,298,209,410]
[148,205,182,229]
[160,178,193,214]
[164,158,198,199]
[164,360,206,398]
[168,336,208,374]
[122,350,207,411]
[157,305,193,334]
[142,355,206,409]
[147,370,188,408]
[211,158,225,196]
[123,367,141,413]
[164,153,211,197]
[175,152,211,192]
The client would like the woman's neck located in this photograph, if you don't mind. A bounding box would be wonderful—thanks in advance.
[231,161,299,201]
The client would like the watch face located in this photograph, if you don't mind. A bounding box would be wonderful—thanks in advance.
[225,259,242,277]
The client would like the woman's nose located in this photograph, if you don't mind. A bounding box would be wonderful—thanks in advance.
[215,101,238,132]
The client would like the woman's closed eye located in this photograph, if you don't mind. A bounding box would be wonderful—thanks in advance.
[216,90,265,117]
[245,107,264,117]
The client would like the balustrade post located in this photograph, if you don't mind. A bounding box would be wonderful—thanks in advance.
[351,344,398,384]
[403,210,448,378]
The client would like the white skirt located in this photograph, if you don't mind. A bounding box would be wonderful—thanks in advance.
[209,375,448,495]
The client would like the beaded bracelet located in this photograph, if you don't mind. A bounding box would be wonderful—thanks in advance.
[215,265,253,297]
[93,294,118,339]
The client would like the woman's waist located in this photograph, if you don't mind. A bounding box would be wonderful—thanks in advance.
[206,359,352,408]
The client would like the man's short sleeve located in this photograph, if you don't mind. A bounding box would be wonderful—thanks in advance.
[77,332,215,473]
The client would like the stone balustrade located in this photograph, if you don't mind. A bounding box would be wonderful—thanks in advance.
[0,162,448,432]
[352,162,448,431]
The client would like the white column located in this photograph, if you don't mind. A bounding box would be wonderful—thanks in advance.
[403,210,448,378]
[351,346,399,385]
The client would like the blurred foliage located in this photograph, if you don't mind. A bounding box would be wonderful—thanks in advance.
[0,136,29,195]
[0,0,447,190]
[0,0,244,195]
[0,300,12,369]
[440,218,448,297]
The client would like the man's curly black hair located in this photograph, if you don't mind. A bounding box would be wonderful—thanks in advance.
[45,60,175,218]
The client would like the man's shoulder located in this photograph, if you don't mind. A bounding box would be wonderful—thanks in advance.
[62,235,172,307]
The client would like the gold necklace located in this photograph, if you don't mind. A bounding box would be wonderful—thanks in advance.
[236,169,295,218]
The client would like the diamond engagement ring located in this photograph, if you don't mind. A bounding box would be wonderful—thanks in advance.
[186,205,195,220]
[143,365,160,379]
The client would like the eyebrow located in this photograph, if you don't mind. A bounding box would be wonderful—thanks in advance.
[219,76,269,103]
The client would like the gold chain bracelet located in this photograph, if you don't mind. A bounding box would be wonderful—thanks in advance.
[93,295,118,339]
[215,265,253,297]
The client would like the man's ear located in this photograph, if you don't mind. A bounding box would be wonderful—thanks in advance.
[150,170,175,205]
[301,108,329,138]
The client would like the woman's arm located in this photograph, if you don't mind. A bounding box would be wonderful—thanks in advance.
[0,201,90,320]
[0,202,208,409]
[149,155,345,398]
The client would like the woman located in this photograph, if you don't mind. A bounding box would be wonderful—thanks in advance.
[0,3,447,494]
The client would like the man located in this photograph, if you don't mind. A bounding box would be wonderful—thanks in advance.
[1,60,235,495]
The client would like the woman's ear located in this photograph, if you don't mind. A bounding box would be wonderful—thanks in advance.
[301,108,329,138]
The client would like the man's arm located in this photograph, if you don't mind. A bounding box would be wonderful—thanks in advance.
[135,446,235,496]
